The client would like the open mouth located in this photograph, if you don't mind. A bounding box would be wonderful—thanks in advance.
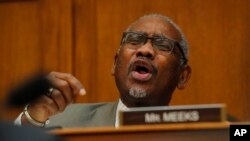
[130,59,154,81]
[133,62,151,73]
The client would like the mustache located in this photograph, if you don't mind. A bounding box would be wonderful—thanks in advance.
[128,56,158,75]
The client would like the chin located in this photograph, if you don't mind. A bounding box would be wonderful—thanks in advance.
[129,87,148,98]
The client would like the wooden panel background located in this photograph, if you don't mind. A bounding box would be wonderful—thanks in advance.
[0,0,249,121]
[0,0,73,119]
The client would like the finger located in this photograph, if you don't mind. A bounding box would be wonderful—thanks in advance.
[52,72,86,95]
[52,79,74,104]
[45,97,60,115]
[49,89,67,112]
[55,72,86,95]
[47,72,74,104]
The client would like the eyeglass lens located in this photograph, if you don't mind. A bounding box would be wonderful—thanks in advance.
[121,31,187,64]
[122,32,175,52]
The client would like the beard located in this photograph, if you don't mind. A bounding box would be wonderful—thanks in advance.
[129,87,148,98]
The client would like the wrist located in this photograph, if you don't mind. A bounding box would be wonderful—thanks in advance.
[23,105,49,127]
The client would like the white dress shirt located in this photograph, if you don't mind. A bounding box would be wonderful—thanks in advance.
[115,99,131,127]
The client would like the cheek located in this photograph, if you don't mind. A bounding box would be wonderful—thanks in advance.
[156,55,181,83]
[121,48,136,63]
[115,48,135,74]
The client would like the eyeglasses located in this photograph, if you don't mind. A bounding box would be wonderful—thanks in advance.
[121,31,187,64]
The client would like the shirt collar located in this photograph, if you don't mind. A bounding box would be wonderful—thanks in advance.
[115,99,131,127]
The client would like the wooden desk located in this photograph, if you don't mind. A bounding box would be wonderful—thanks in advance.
[51,122,229,141]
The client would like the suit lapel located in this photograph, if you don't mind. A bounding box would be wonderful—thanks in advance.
[88,101,118,127]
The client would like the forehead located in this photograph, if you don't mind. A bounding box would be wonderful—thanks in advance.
[129,17,181,41]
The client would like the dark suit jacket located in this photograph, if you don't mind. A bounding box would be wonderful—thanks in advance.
[47,102,118,128]
[0,121,62,141]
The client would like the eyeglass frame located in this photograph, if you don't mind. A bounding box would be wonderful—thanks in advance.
[120,31,188,65]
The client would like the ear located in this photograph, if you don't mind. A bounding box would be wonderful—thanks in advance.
[111,53,118,75]
[177,65,192,89]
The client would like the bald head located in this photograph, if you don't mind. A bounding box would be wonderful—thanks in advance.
[125,14,189,64]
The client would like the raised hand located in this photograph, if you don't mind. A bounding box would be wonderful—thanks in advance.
[22,72,85,125]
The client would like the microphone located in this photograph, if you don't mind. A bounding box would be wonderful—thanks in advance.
[6,74,52,107]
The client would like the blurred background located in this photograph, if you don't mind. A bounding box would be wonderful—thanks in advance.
[0,0,249,121]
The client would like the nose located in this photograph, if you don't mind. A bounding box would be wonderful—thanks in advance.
[136,41,156,60]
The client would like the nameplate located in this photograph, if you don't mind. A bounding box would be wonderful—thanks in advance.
[119,104,226,126]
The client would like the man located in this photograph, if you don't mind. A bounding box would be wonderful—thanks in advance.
[15,14,191,128]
